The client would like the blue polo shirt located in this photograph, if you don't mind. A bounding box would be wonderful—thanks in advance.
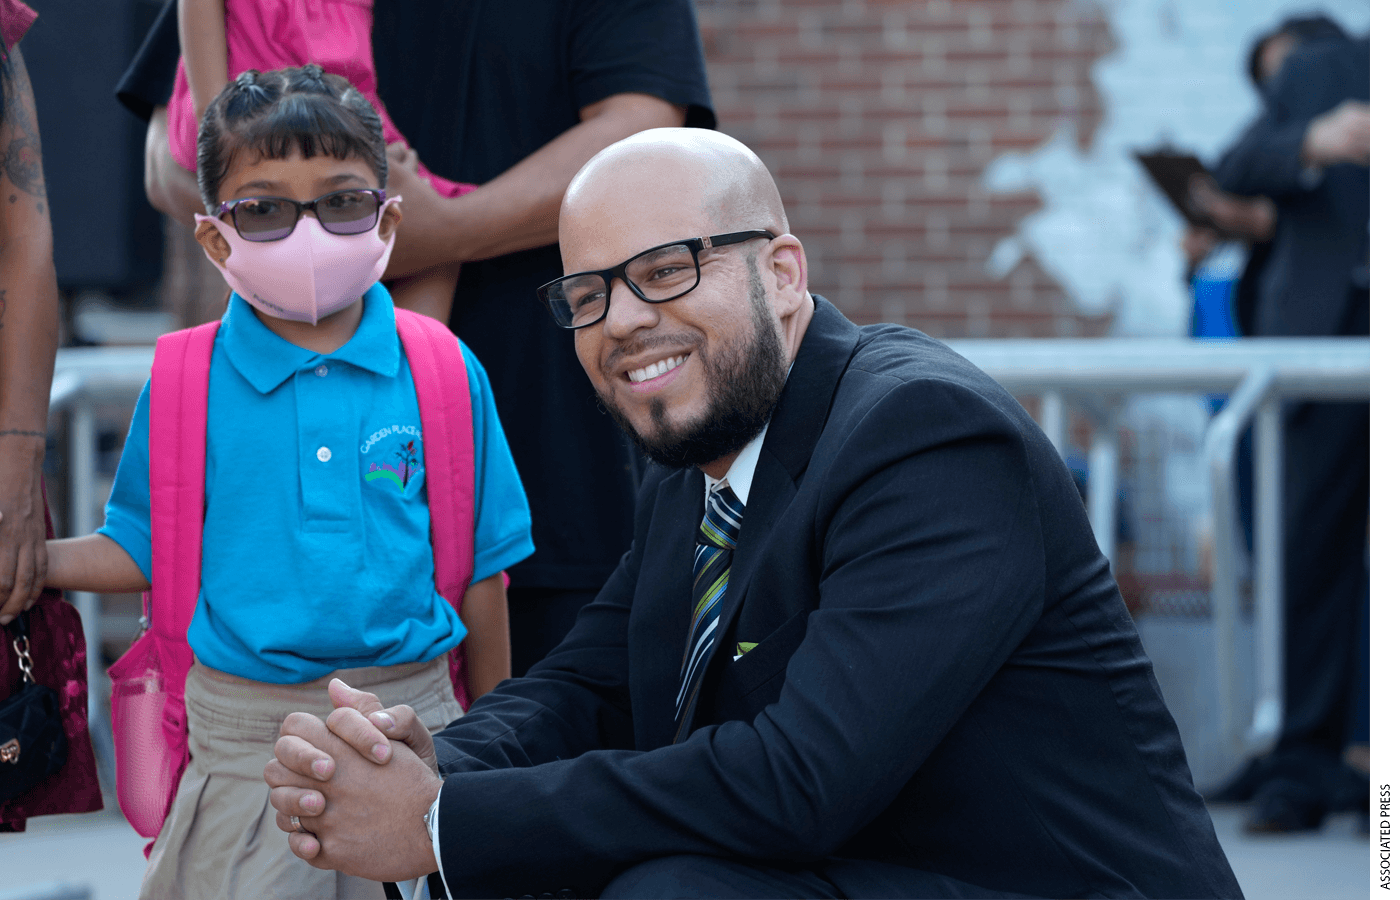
[99,285,534,683]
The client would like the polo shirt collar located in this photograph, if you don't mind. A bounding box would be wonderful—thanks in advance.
[222,283,401,394]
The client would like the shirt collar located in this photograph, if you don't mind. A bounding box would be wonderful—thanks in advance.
[702,423,769,507]
[222,282,401,394]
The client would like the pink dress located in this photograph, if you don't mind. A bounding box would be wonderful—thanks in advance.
[167,0,474,199]
[0,0,35,51]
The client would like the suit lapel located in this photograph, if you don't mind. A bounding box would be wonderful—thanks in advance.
[631,467,706,751]
[673,297,861,742]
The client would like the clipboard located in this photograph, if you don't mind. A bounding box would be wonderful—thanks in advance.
[1135,151,1215,228]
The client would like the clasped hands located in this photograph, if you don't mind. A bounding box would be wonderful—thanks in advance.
[263,678,444,884]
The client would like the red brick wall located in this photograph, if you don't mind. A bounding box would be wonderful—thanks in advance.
[696,0,1117,337]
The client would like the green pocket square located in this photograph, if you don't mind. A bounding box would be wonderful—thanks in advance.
[733,641,758,660]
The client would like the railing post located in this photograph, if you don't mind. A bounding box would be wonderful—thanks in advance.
[67,401,107,761]
[1248,396,1284,753]
[1205,366,1275,760]
[1086,422,1119,571]
[1039,390,1066,456]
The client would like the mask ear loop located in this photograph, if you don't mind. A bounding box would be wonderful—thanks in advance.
[374,195,404,241]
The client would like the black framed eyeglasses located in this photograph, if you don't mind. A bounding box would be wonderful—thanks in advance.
[213,188,388,242]
[537,230,777,329]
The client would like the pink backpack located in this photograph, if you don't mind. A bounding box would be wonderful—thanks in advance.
[108,309,477,845]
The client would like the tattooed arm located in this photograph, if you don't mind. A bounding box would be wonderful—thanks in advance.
[0,45,59,625]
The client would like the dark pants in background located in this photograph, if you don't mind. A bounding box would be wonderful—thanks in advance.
[507,587,598,679]
[1278,398,1368,756]
[1218,289,1369,830]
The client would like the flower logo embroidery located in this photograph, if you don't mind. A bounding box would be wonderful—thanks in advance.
[364,440,420,492]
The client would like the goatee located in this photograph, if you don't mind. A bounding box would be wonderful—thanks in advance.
[598,266,788,470]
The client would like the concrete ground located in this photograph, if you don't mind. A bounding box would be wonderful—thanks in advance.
[0,799,1370,900]
[1209,804,1369,899]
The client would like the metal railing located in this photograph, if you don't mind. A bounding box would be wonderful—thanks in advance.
[47,337,1369,771]
[0,882,93,900]
[944,336,1369,761]
[47,345,157,765]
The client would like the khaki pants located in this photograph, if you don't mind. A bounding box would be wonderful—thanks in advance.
[140,657,464,900]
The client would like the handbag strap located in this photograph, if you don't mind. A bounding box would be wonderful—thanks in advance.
[147,322,219,659]
[5,611,34,685]
[394,309,475,608]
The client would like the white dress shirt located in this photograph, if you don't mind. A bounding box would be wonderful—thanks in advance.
[702,424,769,505]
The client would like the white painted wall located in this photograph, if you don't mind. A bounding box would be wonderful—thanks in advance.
[984,0,1370,336]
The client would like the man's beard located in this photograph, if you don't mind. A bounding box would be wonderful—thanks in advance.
[598,264,788,470]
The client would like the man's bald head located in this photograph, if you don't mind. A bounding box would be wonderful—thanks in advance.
[558,128,814,478]
[560,128,789,258]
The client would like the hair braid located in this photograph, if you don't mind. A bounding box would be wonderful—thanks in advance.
[195,66,388,213]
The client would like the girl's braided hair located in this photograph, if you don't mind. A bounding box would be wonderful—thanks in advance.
[196,64,387,212]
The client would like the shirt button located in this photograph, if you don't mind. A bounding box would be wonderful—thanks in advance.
[314,364,329,377]
[316,446,332,462]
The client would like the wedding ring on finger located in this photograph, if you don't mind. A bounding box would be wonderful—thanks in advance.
[290,815,306,833]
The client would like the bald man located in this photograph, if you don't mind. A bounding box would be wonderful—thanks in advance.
[265,130,1242,899]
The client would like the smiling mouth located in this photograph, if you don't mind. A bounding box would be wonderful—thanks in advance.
[627,354,689,384]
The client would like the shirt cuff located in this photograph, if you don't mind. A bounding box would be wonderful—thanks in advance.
[395,785,450,900]
[429,787,453,899]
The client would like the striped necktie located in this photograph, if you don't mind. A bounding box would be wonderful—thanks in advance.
[676,483,745,721]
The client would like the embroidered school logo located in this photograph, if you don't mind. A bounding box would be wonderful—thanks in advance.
[364,440,420,492]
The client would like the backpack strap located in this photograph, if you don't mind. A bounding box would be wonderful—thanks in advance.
[395,309,476,707]
[147,321,219,660]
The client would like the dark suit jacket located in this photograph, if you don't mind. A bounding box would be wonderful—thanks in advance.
[433,298,1242,899]
[1215,35,1369,338]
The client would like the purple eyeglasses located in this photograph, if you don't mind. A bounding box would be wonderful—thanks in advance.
[213,188,388,242]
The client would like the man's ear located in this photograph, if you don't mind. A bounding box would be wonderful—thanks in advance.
[194,219,232,267]
[378,200,403,240]
[766,234,808,315]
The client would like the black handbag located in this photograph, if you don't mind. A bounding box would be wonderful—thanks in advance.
[0,611,68,803]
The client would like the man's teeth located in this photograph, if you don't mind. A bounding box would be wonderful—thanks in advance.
[628,355,688,383]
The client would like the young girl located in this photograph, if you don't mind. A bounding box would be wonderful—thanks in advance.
[44,66,533,899]
[171,0,470,322]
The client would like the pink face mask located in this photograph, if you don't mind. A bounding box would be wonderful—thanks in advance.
[195,203,398,325]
